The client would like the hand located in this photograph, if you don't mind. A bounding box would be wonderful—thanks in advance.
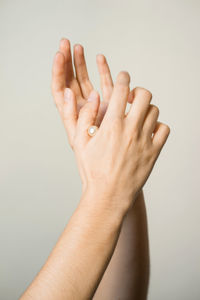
[51,38,134,148]
[51,39,108,145]
[53,66,170,213]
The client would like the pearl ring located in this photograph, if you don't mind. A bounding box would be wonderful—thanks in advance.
[88,125,98,137]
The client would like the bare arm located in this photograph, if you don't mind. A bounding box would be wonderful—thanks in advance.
[20,189,127,300]
[93,190,150,300]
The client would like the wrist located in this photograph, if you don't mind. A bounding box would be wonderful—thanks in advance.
[79,184,130,224]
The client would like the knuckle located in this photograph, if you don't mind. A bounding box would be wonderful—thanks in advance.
[125,117,140,141]
[112,116,122,126]
[79,105,91,116]
[143,147,153,161]
[78,104,97,122]
[127,123,140,141]
[109,116,122,132]
[132,128,140,141]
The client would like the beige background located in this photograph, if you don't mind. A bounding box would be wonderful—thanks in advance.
[1,0,200,299]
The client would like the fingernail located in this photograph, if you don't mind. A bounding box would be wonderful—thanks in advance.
[88,90,97,102]
[64,88,72,102]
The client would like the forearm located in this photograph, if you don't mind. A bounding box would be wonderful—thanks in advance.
[20,188,127,300]
[93,190,150,300]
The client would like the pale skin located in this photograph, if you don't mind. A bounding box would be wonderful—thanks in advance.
[20,39,170,300]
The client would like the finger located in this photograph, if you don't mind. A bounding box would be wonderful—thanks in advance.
[52,51,66,93]
[95,101,109,127]
[152,122,170,149]
[143,105,159,137]
[103,71,130,120]
[127,87,152,128]
[59,39,84,103]
[127,88,135,103]
[96,54,113,102]
[76,90,100,145]
[51,51,66,110]
[62,88,78,147]
[59,38,74,84]
[74,44,93,99]
[124,88,137,117]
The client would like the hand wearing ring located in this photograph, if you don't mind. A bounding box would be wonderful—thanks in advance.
[52,39,170,203]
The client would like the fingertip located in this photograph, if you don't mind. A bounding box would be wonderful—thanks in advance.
[160,123,171,137]
[162,124,171,141]
[153,122,171,148]
[96,54,106,64]
[74,43,84,54]
[54,53,65,75]
[55,51,64,62]
[116,71,130,85]
[165,124,171,136]
[60,38,70,49]
[53,52,65,75]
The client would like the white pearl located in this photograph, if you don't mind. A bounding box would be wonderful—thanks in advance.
[89,127,95,133]
[88,125,98,136]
